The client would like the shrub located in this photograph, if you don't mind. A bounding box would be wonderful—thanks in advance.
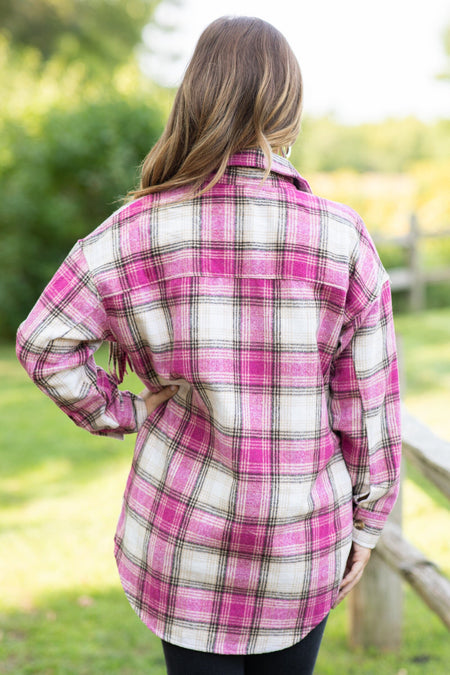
[0,95,164,339]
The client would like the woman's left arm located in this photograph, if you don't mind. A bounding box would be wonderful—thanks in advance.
[329,275,402,549]
[16,240,148,439]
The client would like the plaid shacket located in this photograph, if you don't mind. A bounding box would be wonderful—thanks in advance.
[17,150,401,655]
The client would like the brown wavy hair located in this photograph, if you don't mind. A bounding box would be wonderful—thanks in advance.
[129,16,303,200]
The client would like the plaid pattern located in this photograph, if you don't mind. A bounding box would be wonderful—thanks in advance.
[17,150,401,654]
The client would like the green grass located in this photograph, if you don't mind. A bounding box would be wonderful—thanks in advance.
[1,308,450,674]
[395,308,450,441]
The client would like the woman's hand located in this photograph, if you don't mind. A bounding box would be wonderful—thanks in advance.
[140,385,179,417]
[333,542,371,607]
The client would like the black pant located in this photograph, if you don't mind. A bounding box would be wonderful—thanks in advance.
[161,615,328,675]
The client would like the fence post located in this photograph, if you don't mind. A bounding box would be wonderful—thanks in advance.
[408,213,425,311]
[347,476,403,650]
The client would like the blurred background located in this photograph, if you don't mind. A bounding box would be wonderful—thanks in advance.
[1,1,449,673]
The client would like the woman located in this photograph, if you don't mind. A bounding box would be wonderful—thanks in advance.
[16,16,401,675]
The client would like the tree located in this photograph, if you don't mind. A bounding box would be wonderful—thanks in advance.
[0,0,175,339]
[0,0,162,71]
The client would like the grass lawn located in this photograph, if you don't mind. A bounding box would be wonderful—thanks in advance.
[1,307,449,674]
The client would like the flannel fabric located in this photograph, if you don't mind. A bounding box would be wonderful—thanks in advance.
[17,150,401,655]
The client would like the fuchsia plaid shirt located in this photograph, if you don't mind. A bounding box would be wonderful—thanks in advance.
[17,150,401,654]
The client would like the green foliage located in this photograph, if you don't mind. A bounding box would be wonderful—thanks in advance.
[375,243,407,270]
[0,0,161,72]
[0,0,173,340]
[292,116,450,173]
[0,96,164,339]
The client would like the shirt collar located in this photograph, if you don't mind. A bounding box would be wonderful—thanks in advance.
[227,149,312,193]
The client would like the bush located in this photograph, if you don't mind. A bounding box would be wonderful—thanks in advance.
[0,95,164,339]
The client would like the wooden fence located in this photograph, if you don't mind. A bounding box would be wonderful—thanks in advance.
[349,404,450,649]
[373,214,450,311]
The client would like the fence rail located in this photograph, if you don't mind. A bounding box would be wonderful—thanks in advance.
[377,521,450,631]
[402,406,450,500]
[373,214,450,311]
[349,404,450,649]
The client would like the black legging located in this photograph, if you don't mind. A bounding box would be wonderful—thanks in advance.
[161,614,328,675]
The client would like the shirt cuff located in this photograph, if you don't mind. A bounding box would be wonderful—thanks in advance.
[133,395,148,430]
[352,519,381,549]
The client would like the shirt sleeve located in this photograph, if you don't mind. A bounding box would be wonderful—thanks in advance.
[16,240,148,440]
[329,247,402,549]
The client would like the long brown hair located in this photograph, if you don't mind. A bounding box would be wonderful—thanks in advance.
[130,16,303,200]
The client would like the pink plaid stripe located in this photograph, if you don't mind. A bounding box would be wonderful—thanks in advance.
[17,150,401,654]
